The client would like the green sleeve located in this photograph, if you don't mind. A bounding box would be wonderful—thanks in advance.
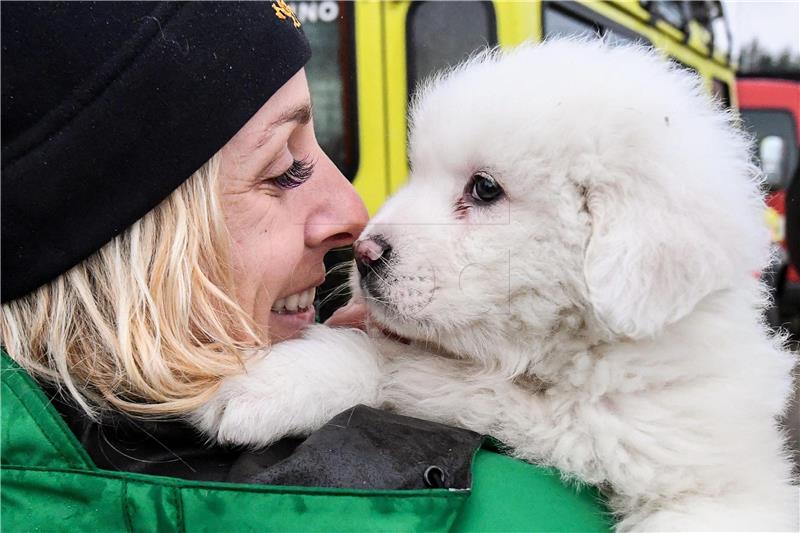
[453,449,613,532]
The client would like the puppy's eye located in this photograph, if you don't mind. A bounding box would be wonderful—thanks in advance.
[470,172,504,204]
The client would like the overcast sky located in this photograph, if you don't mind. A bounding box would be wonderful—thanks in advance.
[725,1,800,56]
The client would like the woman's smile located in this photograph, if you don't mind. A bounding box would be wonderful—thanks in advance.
[218,69,368,344]
[269,306,315,338]
[269,279,325,340]
[270,285,317,313]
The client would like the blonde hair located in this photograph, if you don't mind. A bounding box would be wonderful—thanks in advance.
[0,155,264,419]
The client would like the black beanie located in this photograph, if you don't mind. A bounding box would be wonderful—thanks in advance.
[1,2,311,303]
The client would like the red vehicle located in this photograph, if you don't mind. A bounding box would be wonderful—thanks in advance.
[737,74,800,332]
[739,75,800,470]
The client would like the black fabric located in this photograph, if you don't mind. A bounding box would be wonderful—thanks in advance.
[2,2,311,302]
[48,388,483,489]
[229,405,482,489]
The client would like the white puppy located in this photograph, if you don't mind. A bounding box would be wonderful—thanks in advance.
[193,41,798,531]
[353,41,798,530]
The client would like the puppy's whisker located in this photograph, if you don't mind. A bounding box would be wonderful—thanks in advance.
[361,293,394,309]
[325,261,355,277]
[318,283,352,308]
[368,266,394,295]
[362,293,392,306]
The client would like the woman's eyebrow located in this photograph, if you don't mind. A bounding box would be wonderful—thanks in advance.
[275,103,312,127]
[253,103,312,150]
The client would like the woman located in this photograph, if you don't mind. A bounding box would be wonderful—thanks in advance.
[2,0,368,415]
[1,3,609,531]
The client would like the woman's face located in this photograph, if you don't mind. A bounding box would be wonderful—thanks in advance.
[219,69,367,342]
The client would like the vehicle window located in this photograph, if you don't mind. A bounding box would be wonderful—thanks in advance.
[406,1,497,99]
[711,78,731,109]
[292,1,358,180]
[741,109,799,190]
[646,0,688,30]
[709,11,732,60]
[543,5,596,40]
[542,3,645,46]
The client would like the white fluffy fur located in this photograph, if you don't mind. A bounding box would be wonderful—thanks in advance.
[360,41,798,530]
[190,325,381,447]
[193,41,798,531]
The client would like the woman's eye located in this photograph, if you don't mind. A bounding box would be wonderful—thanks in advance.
[265,158,315,190]
[470,172,504,203]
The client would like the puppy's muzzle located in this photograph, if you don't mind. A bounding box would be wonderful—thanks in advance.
[354,236,392,294]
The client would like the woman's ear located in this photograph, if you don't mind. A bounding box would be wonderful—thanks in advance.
[582,180,732,340]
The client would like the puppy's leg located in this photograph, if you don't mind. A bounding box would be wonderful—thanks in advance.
[381,350,551,450]
[384,355,799,531]
[191,325,382,447]
[617,489,800,532]
[549,387,799,532]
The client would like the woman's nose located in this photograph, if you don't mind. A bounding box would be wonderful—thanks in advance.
[305,153,368,250]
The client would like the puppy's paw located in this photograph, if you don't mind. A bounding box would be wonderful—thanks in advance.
[190,326,381,447]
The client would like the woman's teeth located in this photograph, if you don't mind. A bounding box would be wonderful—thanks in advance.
[271,287,316,313]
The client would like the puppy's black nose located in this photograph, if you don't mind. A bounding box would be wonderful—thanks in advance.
[354,236,392,279]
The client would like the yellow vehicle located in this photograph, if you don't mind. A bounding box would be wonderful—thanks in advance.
[293,0,737,314]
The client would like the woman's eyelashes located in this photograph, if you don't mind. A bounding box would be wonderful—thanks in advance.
[260,158,315,190]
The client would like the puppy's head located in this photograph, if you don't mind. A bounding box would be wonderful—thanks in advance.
[353,40,768,371]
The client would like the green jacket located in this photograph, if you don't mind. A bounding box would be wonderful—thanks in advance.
[1,353,611,532]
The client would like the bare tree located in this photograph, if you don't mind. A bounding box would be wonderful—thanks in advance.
[738,38,800,74]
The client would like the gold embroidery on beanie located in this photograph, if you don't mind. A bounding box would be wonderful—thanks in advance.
[272,0,301,28]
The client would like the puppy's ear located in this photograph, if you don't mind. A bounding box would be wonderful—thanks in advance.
[582,181,732,339]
